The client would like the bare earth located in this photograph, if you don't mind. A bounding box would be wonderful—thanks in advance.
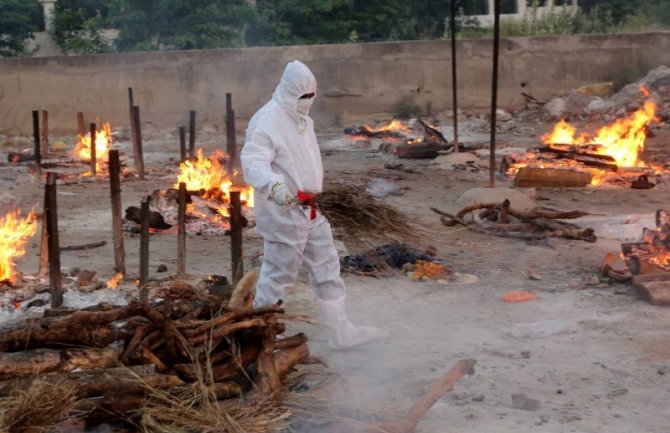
[1,115,670,433]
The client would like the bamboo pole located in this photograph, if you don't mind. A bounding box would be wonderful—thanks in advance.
[177,182,187,275]
[229,191,243,286]
[44,173,63,307]
[139,197,150,302]
[108,150,125,275]
[89,123,97,178]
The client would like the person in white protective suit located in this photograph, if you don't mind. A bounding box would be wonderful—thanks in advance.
[241,60,388,349]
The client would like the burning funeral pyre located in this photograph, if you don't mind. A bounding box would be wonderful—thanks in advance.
[0,209,37,287]
[503,87,666,187]
[73,122,113,175]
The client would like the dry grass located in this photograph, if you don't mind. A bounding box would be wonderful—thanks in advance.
[0,380,77,433]
[316,183,425,251]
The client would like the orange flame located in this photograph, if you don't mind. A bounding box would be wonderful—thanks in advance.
[542,88,657,168]
[0,209,37,282]
[107,272,123,288]
[176,149,254,213]
[73,123,112,170]
[373,119,409,133]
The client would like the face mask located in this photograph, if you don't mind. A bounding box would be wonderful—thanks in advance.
[296,98,314,116]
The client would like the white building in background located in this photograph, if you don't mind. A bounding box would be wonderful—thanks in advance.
[469,0,580,27]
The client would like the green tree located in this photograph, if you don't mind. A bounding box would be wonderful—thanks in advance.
[0,0,40,57]
[110,0,254,52]
[52,0,112,54]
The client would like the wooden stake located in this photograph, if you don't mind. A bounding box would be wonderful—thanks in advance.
[109,150,125,275]
[450,0,459,152]
[226,94,237,175]
[89,123,97,178]
[44,172,63,308]
[128,87,134,108]
[139,197,150,302]
[77,112,85,137]
[132,106,145,179]
[41,110,49,158]
[32,110,41,167]
[229,191,243,286]
[188,110,196,160]
[38,211,49,276]
[177,182,186,275]
[488,0,501,188]
[179,126,187,163]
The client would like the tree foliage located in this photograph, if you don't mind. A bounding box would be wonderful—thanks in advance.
[0,0,40,57]
[52,0,112,54]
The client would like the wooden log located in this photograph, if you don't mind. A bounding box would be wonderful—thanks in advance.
[228,270,258,309]
[275,332,308,350]
[514,166,592,188]
[0,302,142,351]
[61,240,107,251]
[182,303,280,338]
[0,346,122,380]
[273,342,310,380]
[254,315,280,403]
[190,318,266,346]
[418,119,449,145]
[395,142,451,159]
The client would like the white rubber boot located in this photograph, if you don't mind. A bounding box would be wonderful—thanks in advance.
[319,296,389,349]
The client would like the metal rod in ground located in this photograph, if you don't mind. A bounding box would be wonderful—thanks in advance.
[450,0,459,153]
[189,110,196,160]
[77,112,85,137]
[109,150,126,275]
[128,87,134,108]
[139,196,150,302]
[38,210,48,276]
[179,126,187,163]
[489,0,501,188]
[41,110,49,158]
[32,110,41,167]
[229,190,243,286]
[177,182,187,275]
[89,123,97,178]
[132,105,145,179]
[44,172,63,307]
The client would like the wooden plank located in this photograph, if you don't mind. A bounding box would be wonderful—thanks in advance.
[514,166,592,188]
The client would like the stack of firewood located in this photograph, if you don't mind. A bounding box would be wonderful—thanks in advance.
[0,273,310,429]
[431,199,597,243]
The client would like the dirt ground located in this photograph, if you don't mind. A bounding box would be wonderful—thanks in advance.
[1,112,670,433]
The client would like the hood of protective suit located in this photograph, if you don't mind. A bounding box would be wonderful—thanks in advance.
[272,60,317,120]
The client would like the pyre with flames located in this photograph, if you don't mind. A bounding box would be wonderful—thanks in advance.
[0,209,37,285]
[72,122,113,174]
[505,87,662,186]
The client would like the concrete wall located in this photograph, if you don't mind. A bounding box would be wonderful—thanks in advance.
[1,31,669,135]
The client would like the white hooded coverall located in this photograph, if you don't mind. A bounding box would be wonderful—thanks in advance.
[241,60,386,349]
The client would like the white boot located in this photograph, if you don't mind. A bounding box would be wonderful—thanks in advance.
[319,296,389,349]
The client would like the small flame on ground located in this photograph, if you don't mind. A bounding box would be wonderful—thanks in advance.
[107,272,123,288]
[0,209,37,282]
[73,122,113,172]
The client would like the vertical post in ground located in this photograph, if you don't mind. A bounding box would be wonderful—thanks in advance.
[229,190,243,286]
[488,0,501,188]
[177,182,187,275]
[179,126,187,163]
[77,112,85,137]
[44,172,62,307]
[139,196,150,302]
[132,105,145,179]
[32,110,41,167]
[89,123,97,178]
[41,110,49,159]
[450,0,459,153]
[189,110,196,160]
[109,150,126,275]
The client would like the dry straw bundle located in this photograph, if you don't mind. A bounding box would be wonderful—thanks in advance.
[0,380,77,433]
[316,182,421,250]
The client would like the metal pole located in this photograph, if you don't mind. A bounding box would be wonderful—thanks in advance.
[189,110,196,160]
[89,123,97,178]
[132,105,145,178]
[109,150,126,275]
[489,0,501,188]
[450,0,460,153]
[139,196,150,302]
[44,172,62,307]
[177,182,187,275]
[230,190,243,286]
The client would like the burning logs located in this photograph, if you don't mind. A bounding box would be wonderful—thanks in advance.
[431,200,596,243]
[0,277,310,429]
